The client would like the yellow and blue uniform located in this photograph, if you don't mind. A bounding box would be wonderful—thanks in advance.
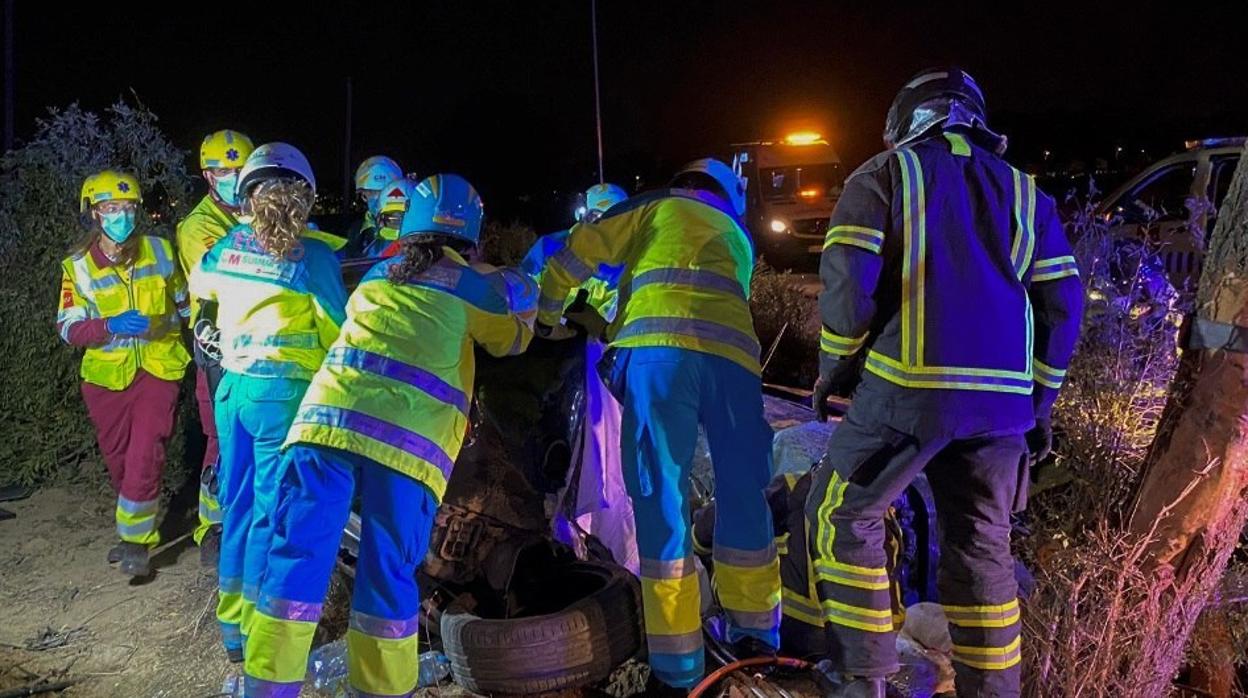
[189,225,348,658]
[244,248,531,698]
[522,229,621,318]
[806,131,1083,694]
[176,194,239,545]
[539,189,780,689]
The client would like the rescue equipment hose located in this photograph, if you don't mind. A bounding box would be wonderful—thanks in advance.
[688,656,813,698]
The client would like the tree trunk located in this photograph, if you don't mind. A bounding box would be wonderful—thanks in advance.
[1188,613,1236,698]
[1125,143,1248,693]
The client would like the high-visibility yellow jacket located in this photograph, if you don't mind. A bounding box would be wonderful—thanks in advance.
[537,189,762,375]
[175,195,237,322]
[189,226,348,380]
[57,236,192,390]
[523,229,621,319]
[285,248,533,501]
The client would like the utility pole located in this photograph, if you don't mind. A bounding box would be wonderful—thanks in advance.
[3,0,15,153]
[342,77,353,211]
[591,0,605,184]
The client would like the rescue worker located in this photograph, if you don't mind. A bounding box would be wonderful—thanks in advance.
[244,174,532,697]
[537,160,780,692]
[176,128,256,565]
[522,182,628,320]
[805,68,1083,697]
[346,155,403,257]
[364,175,417,258]
[57,170,191,578]
[693,470,906,662]
[189,143,348,663]
[525,182,639,571]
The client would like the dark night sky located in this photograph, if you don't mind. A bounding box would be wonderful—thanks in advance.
[10,1,1248,223]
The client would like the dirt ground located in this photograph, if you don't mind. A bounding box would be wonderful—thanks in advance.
[0,485,235,697]
[0,486,487,698]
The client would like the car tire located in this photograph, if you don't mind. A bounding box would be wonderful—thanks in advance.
[440,561,643,694]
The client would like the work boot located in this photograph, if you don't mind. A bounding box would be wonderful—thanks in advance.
[200,525,221,568]
[106,542,125,565]
[811,659,887,698]
[118,542,150,578]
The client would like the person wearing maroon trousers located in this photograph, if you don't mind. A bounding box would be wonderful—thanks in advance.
[57,170,192,578]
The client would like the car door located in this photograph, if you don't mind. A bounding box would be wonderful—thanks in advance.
[1108,159,1204,289]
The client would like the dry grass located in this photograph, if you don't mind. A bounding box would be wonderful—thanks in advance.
[1017,190,1248,697]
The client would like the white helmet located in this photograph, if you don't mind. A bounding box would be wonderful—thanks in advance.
[672,158,747,216]
[239,142,317,199]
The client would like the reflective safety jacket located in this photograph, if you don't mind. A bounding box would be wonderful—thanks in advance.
[523,229,621,319]
[819,132,1083,431]
[285,248,534,501]
[189,226,348,380]
[57,236,192,390]
[691,470,905,652]
[175,195,237,321]
[538,189,762,375]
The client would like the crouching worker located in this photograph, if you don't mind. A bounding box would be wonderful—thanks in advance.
[189,143,348,662]
[57,170,192,578]
[536,160,780,693]
[245,174,533,697]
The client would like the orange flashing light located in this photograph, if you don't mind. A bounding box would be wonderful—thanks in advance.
[783,131,825,146]
[799,188,821,199]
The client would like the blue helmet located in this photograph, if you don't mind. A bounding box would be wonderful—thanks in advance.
[354,155,402,192]
[399,174,485,245]
[579,183,628,222]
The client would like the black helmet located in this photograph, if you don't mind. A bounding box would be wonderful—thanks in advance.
[884,67,1001,151]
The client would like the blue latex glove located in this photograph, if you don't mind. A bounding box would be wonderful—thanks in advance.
[106,309,150,337]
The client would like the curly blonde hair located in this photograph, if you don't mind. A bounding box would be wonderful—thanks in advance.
[249,180,314,259]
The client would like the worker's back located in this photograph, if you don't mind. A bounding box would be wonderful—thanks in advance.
[286,247,532,501]
[822,131,1072,433]
[600,189,762,374]
[189,225,347,380]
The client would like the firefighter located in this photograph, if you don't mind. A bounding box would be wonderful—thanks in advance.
[524,182,637,570]
[693,470,907,662]
[537,160,780,692]
[363,175,417,258]
[244,174,532,697]
[57,170,192,578]
[176,129,256,566]
[189,143,349,663]
[805,68,1083,698]
[346,155,403,257]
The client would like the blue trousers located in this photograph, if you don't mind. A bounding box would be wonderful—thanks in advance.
[215,372,309,654]
[245,444,437,698]
[614,347,780,689]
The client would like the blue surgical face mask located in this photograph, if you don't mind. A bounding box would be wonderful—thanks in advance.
[100,209,137,243]
[214,172,241,207]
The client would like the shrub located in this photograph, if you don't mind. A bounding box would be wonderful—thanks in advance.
[750,262,820,388]
[1020,187,1189,697]
[0,99,195,487]
[479,219,537,268]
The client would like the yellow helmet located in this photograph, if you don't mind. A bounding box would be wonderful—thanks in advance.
[80,170,142,213]
[199,129,255,170]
